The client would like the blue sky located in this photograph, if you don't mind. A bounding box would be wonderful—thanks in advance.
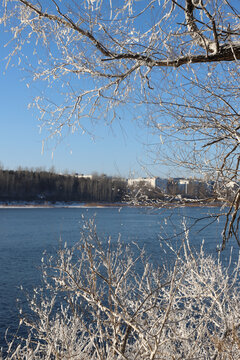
[0,1,238,181]
[0,1,192,180]
[0,68,147,177]
[0,30,162,178]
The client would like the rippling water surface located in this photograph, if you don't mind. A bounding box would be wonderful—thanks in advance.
[0,206,238,353]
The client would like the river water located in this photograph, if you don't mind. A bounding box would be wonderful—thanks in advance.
[0,206,238,353]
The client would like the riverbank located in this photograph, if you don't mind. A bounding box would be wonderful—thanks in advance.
[0,199,224,208]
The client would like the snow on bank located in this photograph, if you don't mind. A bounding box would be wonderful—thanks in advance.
[0,201,123,209]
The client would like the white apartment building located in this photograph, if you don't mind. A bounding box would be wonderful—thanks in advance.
[127,177,168,192]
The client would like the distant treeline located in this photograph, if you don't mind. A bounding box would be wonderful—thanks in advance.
[0,169,127,203]
[0,168,224,204]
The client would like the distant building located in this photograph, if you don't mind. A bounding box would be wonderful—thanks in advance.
[75,173,93,180]
[127,177,168,192]
[171,178,214,197]
[128,177,155,188]
[176,178,190,194]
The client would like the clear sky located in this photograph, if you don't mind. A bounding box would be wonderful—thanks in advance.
[0,30,163,179]
[0,3,191,180]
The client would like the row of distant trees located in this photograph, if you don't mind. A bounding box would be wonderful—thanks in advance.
[0,169,126,203]
[0,168,232,203]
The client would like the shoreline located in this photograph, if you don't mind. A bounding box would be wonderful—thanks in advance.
[0,200,224,209]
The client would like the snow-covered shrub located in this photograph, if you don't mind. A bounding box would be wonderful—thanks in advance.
[5,220,240,359]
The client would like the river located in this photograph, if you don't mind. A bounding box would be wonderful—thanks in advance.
[0,205,238,354]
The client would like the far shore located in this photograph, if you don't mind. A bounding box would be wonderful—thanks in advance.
[0,200,224,209]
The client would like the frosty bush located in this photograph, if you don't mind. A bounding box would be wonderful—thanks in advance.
[5,220,240,359]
